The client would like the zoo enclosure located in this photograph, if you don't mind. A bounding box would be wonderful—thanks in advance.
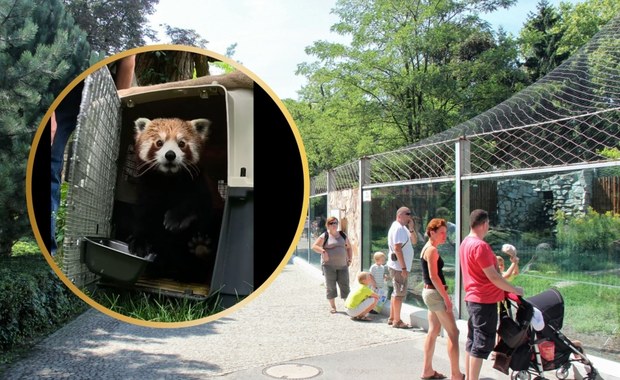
[299,15,620,360]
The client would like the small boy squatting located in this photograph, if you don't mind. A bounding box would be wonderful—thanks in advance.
[345,272,380,321]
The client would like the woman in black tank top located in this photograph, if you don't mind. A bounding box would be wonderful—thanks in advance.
[419,218,465,380]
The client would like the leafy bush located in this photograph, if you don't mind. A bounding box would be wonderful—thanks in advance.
[10,238,40,257]
[520,231,554,248]
[371,236,388,253]
[485,227,520,253]
[0,255,87,356]
[556,207,620,255]
[531,249,611,272]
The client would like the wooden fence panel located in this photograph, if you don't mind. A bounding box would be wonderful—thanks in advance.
[592,176,620,214]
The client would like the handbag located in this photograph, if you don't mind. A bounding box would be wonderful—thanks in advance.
[498,301,529,348]
[493,335,531,374]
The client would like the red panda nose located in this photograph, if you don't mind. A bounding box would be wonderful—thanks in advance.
[165,150,176,161]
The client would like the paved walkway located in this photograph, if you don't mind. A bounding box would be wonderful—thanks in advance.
[1,259,618,379]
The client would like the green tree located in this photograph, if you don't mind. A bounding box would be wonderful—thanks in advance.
[519,0,569,82]
[134,26,212,85]
[0,0,93,256]
[520,0,619,83]
[63,0,159,54]
[556,0,620,58]
[294,0,527,175]
[161,24,208,48]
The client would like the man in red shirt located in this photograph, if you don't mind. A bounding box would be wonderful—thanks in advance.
[459,209,524,380]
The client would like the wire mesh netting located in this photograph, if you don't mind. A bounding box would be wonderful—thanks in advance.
[367,141,457,185]
[330,161,359,191]
[311,171,328,195]
[317,14,620,191]
[63,66,121,286]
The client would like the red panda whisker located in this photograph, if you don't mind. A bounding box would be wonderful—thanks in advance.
[136,159,159,177]
[187,162,201,177]
[180,161,200,180]
[136,158,156,170]
[181,163,195,180]
[136,157,157,169]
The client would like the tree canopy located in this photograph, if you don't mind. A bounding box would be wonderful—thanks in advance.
[517,0,618,82]
[290,0,618,176]
[62,0,159,54]
[291,0,537,175]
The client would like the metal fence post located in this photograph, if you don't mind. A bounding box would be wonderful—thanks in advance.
[455,137,470,319]
[359,157,370,269]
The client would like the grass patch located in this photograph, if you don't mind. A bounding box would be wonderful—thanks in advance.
[86,288,227,322]
[554,282,619,334]
[512,271,620,337]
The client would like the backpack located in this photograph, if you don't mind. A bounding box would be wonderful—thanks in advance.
[323,230,347,248]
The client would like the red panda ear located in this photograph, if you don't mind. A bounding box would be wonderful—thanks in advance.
[190,119,211,140]
[134,118,151,137]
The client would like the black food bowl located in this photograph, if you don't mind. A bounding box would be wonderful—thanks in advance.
[80,237,156,283]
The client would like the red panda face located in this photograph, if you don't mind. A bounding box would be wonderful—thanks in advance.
[134,118,211,175]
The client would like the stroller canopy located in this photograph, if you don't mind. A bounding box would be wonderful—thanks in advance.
[526,288,565,330]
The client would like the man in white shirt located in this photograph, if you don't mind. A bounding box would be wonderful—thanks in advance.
[386,206,418,328]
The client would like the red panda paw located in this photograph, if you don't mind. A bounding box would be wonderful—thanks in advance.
[188,233,213,259]
[163,209,198,232]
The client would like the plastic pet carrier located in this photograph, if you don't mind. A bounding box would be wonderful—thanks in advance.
[62,65,253,306]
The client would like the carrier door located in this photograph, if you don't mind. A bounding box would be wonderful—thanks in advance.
[210,88,254,305]
[63,66,122,287]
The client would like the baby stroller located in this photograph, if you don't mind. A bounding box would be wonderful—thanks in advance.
[493,289,598,380]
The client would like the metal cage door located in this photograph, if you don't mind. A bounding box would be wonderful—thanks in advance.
[62,66,122,287]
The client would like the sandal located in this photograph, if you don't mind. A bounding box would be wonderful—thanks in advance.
[392,320,412,329]
[351,315,372,322]
[420,371,447,379]
[330,308,337,314]
[387,319,393,325]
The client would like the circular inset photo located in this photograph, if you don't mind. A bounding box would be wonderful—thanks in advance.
[27,45,308,327]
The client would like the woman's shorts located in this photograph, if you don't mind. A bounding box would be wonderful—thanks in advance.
[422,289,446,312]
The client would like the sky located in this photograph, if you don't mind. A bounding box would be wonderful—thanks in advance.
[148,0,580,101]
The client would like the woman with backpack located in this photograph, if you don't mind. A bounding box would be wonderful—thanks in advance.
[312,217,352,314]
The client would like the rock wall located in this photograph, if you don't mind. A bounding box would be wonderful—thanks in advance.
[497,171,592,230]
[328,188,361,280]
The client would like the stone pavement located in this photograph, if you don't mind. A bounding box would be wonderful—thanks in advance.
[1,258,618,379]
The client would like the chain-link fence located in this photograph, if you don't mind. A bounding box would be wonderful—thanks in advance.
[312,15,620,190]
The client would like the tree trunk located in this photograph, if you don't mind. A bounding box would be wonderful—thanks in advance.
[135,51,211,86]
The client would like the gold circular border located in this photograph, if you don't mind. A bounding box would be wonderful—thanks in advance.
[26,44,309,328]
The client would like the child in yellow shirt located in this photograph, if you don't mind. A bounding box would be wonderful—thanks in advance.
[345,272,379,321]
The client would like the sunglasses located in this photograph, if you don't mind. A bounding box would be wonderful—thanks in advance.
[405,212,411,215]
[328,221,338,225]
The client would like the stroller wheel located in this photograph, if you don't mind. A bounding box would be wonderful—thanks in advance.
[583,369,599,380]
[556,364,570,379]
[511,370,531,380]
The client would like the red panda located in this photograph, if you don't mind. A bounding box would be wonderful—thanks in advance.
[129,117,222,283]
[134,117,210,176]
